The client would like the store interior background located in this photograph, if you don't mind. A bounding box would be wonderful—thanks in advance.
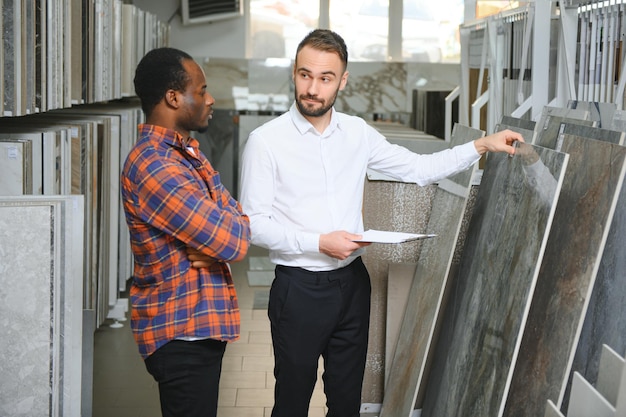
[3,1,626,416]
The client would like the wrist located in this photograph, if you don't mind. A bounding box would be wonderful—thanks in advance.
[473,138,488,155]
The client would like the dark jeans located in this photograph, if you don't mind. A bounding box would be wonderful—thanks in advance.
[269,257,371,417]
[144,338,227,417]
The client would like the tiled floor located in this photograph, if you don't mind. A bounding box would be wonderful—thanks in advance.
[92,245,330,417]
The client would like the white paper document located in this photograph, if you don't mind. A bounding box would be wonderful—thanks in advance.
[353,229,437,244]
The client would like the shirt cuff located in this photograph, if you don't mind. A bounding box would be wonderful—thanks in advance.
[460,140,481,159]
[300,231,321,253]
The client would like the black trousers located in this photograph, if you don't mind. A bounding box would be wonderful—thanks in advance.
[269,257,371,417]
[144,338,227,417]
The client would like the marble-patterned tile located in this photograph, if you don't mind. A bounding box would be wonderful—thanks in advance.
[380,124,484,417]
[567,100,617,130]
[195,109,237,194]
[248,58,291,96]
[421,142,569,417]
[201,58,249,110]
[0,203,54,416]
[405,63,461,94]
[502,135,626,417]
[335,62,408,116]
[0,195,84,417]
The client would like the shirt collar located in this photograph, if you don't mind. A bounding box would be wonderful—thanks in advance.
[289,102,340,136]
[139,124,200,149]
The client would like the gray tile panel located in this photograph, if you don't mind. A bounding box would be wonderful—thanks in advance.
[380,124,484,417]
[421,142,569,417]
[503,135,626,417]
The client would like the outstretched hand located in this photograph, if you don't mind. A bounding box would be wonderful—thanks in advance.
[473,129,524,156]
[319,231,371,260]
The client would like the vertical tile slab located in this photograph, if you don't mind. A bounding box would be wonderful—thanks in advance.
[561,137,626,411]
[362,180,436,403]
[0,196,84,417]
[502,135,626,417]
[384,261,417,384]
[421,142,568,417]
[380,124,484,417]
[0,203,55,416]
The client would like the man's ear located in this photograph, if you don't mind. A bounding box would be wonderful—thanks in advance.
[164,89,180,109]
[339,71,349,91]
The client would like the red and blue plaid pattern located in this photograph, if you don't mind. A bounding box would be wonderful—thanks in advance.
[121,124,250,359]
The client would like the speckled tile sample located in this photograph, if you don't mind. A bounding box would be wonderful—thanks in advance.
[362,180,436,403]
[0,196,84,417]
[503,135,626,417]
[421,142,569,417]
[380,124,484,417]
[0,203,54,416]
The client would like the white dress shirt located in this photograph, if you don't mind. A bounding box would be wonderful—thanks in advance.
[240,103,481,271]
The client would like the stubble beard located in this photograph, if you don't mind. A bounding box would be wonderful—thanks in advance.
[295,88,339,118]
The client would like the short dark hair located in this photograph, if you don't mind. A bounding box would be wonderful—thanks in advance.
[296,29,348,70]
[134,47,193,116]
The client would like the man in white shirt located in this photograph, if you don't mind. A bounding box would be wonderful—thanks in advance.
[239,29,523,417]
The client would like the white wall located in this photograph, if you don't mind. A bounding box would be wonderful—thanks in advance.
[131,0,248,58]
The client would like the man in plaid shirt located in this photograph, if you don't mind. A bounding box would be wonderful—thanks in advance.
[120,47,250,417]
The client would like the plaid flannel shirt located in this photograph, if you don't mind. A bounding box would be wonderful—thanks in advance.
[121,124,250,359]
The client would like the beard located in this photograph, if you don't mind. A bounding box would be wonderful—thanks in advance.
[295,87,339,118]
[195,123,209,134]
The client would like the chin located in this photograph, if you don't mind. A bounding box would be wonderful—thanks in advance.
[195,124,209,134]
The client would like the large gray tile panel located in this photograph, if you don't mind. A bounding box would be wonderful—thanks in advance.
[559,123,625,147]
[385,261,417,384]
[361,181,437,403]
[0,196,85,417]
[561,141,626,412]
[421,142,569,417]
[499,115,537,132]
[503,135,626,417]
[0,203,55,416]
[534,114,595,149]
[567,100,617,129]
[380,124,484,417]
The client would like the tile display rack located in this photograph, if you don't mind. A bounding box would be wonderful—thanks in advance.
[0,1,167,416]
